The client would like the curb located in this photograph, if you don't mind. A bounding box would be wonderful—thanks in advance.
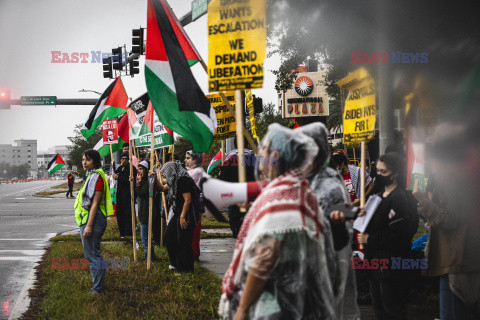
[8,262,39,320]
[7,231,70,320]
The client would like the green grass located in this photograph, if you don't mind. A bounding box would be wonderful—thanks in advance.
[52,182,83,190]
[25,237,222,319]
[201,214,229,229]
[34,190,70,196]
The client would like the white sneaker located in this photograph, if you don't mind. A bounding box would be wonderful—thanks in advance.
[168,265,176,270]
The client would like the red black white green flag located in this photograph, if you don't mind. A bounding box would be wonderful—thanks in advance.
[47,154,65,175]
[81,77,129,138]
[145,0,216,152]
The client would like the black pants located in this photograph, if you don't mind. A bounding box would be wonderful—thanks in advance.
[116,190,133,236]
[228,205,246,239]
[66,183,74,197]
[369,277,408,320]
[165,213,194,272]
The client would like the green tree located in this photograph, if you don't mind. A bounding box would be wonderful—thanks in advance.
[68,124,102,177]
[253,102,293,140]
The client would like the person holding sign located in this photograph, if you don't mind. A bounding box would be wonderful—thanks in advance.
[135,160,157,262]
[331,151,374,206]
[356,153,417,320]
[112,152,137,239]
[219,124,335,320]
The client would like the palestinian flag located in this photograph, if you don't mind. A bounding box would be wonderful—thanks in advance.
[94,113,130,158]
[47,154,65,175]
[145,0,216,152]
[134,100,174,148]
[81,77,129,138]
[207,150,223,174]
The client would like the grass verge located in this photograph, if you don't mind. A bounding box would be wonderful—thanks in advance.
[201,214,230,229]
[25,234,222,319]
[52,182,83,190]
[34,190,70,196]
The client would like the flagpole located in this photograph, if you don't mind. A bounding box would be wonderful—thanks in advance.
[129,140,138,262]
[147,134,155,270]
[162,0,258,154]
[221,140,226,166]
[359,141,366,251]
[161,147,169,228]
[154,149,164,245]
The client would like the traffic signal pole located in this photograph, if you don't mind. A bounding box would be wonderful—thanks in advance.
[9,99,98,106]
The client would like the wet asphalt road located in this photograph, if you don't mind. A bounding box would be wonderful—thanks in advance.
[0,181,77,320]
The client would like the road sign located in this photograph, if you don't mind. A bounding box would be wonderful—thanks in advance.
[192,0,208,21]
[20,96,57,105]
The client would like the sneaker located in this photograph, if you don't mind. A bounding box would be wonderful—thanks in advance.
[168,265,176,270]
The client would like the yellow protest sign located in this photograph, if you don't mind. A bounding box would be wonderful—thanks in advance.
[245,90,258,139]
[338,68,376,146]
[207,0,266,92]
[207,92,237,140]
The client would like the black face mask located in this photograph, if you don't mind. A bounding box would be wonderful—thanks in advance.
[375,174,394,189]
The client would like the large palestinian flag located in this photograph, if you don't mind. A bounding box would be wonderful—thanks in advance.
[47,154,65,175]
[145,0,216,152]
[94,113,130,158]
[81,77,129,138]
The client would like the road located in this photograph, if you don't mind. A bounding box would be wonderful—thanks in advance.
[0,181,77,320]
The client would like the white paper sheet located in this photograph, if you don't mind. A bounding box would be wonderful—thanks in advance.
[353,194,382,233]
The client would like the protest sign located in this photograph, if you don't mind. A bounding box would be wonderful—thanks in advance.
[208,0,266,91]
[102,119,118,145]
[207,91,237,140]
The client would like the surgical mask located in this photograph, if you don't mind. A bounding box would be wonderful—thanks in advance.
[375,174,393,189]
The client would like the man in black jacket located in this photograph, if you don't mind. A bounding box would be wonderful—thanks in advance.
[113,152,137,237]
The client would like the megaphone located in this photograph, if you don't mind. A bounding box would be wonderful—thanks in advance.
[200,175,267,220]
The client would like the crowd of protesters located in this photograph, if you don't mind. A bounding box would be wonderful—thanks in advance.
[74,118,480,319]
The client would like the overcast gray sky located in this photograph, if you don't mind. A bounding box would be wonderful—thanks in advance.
[0,0,280,151]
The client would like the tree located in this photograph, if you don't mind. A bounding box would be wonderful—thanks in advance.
[68,124,102,177]
[249,102,293,141]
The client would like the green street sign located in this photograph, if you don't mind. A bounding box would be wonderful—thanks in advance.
[192,0,208,21]
[21,96,57,105]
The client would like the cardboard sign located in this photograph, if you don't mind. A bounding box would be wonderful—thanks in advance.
[134,113,174,149]
[207,92,236,140]
[102,119,118,145]
[208,0,266,91]
[245,90,258,139]
[338,68,376,146]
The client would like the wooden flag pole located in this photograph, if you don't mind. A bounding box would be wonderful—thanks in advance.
[147,135,155,270]
[162,0,258,154]
[221,140,226,166]
[159,148,169,228]
[235,90,247,213]
[359,141,366,250]
[129,140,137,261]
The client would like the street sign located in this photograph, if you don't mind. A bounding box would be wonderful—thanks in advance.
[192,0,208,21]
[20,96,57,105]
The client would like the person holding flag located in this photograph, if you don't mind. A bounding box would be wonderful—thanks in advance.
[112,152,137,239]
[74,149,114,295]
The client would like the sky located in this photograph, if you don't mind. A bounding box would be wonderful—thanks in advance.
[0,0,280,151]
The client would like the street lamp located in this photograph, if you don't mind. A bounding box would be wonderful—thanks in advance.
[78,89,102,96]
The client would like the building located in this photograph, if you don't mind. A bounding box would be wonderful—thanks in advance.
[0,139,38,177]
[37,145,73,178]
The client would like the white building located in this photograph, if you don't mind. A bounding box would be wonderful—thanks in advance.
[0,139,38,177]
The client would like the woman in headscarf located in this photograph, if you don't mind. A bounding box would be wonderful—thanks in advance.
[219,123,335,320]
[298,123,360,320]
[157,162,199,273]
[185,150,205,261]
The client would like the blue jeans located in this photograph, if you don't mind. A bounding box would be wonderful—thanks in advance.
[440,274,478,320]
[141,224,156,261]
[80,212,107,292]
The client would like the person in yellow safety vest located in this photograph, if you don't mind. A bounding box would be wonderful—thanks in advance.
[74,149,114,295]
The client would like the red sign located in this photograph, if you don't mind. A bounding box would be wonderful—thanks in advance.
[102,119,118,145]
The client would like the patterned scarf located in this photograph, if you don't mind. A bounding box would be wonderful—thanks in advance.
[221,169,324,300]
[160,162,189,210]
[81,169,100,210]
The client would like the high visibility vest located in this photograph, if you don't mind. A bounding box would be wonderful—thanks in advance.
[74,168,114,226]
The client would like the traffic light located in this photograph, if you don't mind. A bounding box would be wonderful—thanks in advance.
[132,28,144,55]
[103,57,113,78]
[129,54,140,77]
[112,47,123,70]
[0,90,11,109]
[252,95,263,113]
